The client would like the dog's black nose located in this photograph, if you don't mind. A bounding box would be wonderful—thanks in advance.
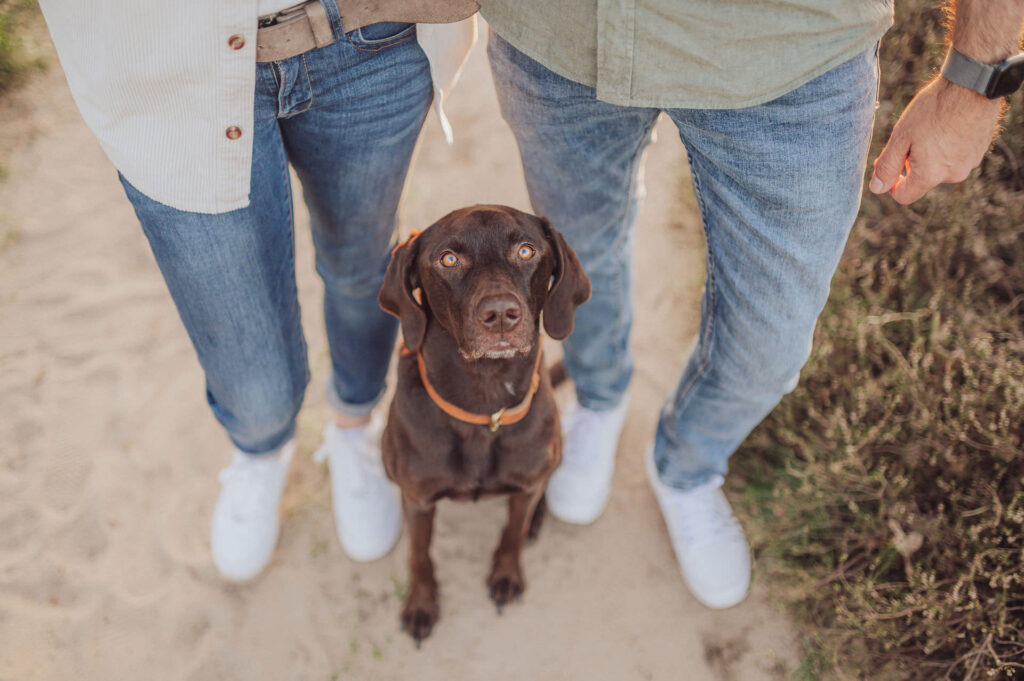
[478,295,522,331]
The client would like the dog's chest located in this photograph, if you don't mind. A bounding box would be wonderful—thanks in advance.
[404,424,553,503]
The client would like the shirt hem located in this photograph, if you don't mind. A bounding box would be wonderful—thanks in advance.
[604,34,887,110]
[481,11,600,90]
[117,163,250,214]
[484,11,891,111]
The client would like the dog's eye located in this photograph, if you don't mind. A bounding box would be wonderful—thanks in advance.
[440,252,459,268]
[517,244,536,260]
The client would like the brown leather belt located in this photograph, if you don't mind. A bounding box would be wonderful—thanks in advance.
[257,1,340,63]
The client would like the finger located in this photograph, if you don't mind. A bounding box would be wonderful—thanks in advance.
[870,132,911,194]
[888,154,934,205]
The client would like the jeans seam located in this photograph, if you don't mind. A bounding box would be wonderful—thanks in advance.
[279,54,315,119]
[571,114,657,410]
[669,151,717,417]
[282,152,309,387]
[276,131,309,391]
[320,0,344,40]
[275,61,288,117]
[269,61,282,90]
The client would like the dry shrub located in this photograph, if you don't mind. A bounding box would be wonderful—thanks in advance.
[733,1,1024,679]
[0,0,44,96]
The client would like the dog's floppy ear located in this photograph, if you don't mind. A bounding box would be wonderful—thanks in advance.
[539,217,591,340]
[379,233,427,352]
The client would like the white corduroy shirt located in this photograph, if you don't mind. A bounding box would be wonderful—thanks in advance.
[38,2,475,214]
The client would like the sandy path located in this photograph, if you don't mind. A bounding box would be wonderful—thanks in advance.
[0,26,798,681]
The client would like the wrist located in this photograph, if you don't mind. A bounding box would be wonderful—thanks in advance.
[940,48,1024,99]
[950,43,1019,66]
[934,75,1003,109]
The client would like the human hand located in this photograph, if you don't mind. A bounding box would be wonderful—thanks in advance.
[869,77,1003,205]
[342,0,480,32]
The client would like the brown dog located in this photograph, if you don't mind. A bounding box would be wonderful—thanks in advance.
[378,205,590,645]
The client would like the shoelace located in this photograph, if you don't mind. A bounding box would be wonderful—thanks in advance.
[313,426,384,498]
[218,454,283,519]
[560,403,607,467]
[660,476,742,547]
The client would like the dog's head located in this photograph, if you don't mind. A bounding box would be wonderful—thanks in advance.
[379,205,591,360]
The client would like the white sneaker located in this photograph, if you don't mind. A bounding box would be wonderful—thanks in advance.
[313,418,401,562]
[546,397,629,525]
[210,441,295,581]
[645,446,751,609]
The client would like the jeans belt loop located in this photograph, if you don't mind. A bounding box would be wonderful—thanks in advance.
[304,1,334,48]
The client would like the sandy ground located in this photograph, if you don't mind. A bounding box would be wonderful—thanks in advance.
[0,25,800,681]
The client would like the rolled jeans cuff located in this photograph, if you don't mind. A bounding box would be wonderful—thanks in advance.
[326,378,385,418]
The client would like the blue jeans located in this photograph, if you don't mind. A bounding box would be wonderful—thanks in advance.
[488,32,878,490]
[122,16,432,455]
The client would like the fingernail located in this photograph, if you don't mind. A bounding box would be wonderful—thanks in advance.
[869,177,883,193]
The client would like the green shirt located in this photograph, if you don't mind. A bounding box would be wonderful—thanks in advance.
[480,0,893,109]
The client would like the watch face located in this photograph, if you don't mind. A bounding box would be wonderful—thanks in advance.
[989,55,1024,98]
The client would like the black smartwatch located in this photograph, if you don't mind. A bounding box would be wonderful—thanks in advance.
[941,48,1024,99]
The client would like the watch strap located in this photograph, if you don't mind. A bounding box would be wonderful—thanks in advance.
[941,48,997,96]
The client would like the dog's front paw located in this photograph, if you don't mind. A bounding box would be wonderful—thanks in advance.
[487,559,525,612]
[401,587,439,647]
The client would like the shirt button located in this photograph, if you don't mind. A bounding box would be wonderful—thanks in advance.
[225,126,242,140]
[228,34,246,50]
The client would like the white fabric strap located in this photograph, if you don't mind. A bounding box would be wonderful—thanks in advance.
[417,16,478,145]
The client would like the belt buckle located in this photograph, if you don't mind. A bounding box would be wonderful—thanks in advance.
[258,1,312,27]
[258,11,283,28]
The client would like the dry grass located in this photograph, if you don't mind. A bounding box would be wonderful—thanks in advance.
[0,0,44,96]
[730,2,1024,679]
